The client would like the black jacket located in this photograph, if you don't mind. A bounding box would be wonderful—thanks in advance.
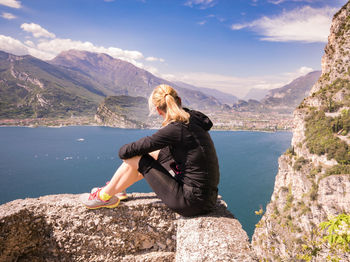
[119,109,220,202]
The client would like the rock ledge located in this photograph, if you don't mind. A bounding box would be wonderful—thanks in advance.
[0,193,255,262]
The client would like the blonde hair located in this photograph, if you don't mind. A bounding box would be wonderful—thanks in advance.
[149,84,190,126]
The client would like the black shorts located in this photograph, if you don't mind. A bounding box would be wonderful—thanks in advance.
[138,147,215,217]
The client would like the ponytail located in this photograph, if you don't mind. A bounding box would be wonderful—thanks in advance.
[149,84,190,126]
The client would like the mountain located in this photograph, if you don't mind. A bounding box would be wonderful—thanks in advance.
[261,70,322,112]
[252,2,350,261]
[0,51,104,119]
[50,50,222,110]
[243,88,269,101]
[0,49,222,122]
[95,96,161,128]
[232,99,266,112]
[233,71,321,114]
[174,81,238,105]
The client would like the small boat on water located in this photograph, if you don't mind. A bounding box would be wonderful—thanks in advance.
[76,138,85,142]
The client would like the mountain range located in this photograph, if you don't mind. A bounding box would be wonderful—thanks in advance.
[0,50,222,120]
[233,70,321,113]
[174,81,238,105]
[243,88,269,101]
[50,50,221,110]
[0,51,103,119]
[0,49,321,123]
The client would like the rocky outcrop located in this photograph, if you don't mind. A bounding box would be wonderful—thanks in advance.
[94,95,162,129]
[176,205,254,261]
[95,103,145,129]
[252,2,350,261]
[0,193,254,262]
[233,71,321,114]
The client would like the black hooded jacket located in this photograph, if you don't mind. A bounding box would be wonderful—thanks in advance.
[118,109,220,204]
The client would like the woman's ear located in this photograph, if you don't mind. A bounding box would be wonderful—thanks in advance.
[156,107,164,116]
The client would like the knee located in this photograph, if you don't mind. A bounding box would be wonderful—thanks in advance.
[149,150,160,160]
[123,156,142,170]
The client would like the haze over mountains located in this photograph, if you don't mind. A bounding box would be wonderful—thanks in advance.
[0,50,222,120]
[0,49,321,125]
[243,88,269,101]
[174,81,238,105]
[233,70,321,113]
[50,50,221,110]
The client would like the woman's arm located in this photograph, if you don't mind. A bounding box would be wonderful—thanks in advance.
[118,123,182,159]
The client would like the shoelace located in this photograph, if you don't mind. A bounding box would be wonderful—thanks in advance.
[88,187,102,200]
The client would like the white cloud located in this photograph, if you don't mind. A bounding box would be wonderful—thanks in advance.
[0,0,21,8]
[24,40,35,47]
[0,23,159,70]
[231,6,337,43]
[1,12,16,19]
[0,33,149,68]
[297,66,314,75]
[268,0,321,4]
[21,23,56,38]
[35,38,145,64]
[185,0,216,9]
[162,66,316,97]
[145,56,165,62]
[0,35,28,55]
[144,65,159,75]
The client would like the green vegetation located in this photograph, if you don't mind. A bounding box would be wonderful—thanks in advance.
[297,214,350,261]
[309,182,319,201]
[293,156,309,171]
[308,165,322,179]
[285,146,296,157]
[305,109,350,165]
[283,185,294,212]
[335,13,350,39]
[315,78,350,111]
[99,95,153,126]
[0,51,103,120]
[325,165,350,176]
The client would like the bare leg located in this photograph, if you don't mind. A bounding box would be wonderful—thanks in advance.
[102,150,160,196]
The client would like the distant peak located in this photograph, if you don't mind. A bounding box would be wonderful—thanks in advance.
[55,49,113,60]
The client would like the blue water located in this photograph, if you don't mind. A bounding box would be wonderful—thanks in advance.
[0,126,292,238]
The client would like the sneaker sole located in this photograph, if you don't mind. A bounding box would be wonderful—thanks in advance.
[84,198,120,210]
[117,195,128,201]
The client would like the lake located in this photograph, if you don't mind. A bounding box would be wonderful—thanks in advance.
[0,126,292,238]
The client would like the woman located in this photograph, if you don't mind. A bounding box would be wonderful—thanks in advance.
[80,84,220,217]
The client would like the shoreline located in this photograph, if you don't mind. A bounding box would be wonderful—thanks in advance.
[0,123,292,132]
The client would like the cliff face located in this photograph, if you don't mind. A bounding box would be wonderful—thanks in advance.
[94,96,161,129]
[252,2,350,260]
[0,193,255,262]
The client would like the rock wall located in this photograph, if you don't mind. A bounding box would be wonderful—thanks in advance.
[252,2,350,261]
[95,103,143,129]
[0,193,255,262]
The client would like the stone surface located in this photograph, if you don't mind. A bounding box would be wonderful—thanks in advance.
[0,193,254,262]
[176,201,255,262]
[0,193,177,262]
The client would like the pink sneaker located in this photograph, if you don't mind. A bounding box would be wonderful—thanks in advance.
[117,190,128,201]
[80,188,120,209]
[91,185,128,201]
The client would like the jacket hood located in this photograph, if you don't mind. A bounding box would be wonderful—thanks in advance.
[184,108,213,131]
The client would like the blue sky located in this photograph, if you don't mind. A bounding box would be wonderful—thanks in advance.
[0,0,347,97]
